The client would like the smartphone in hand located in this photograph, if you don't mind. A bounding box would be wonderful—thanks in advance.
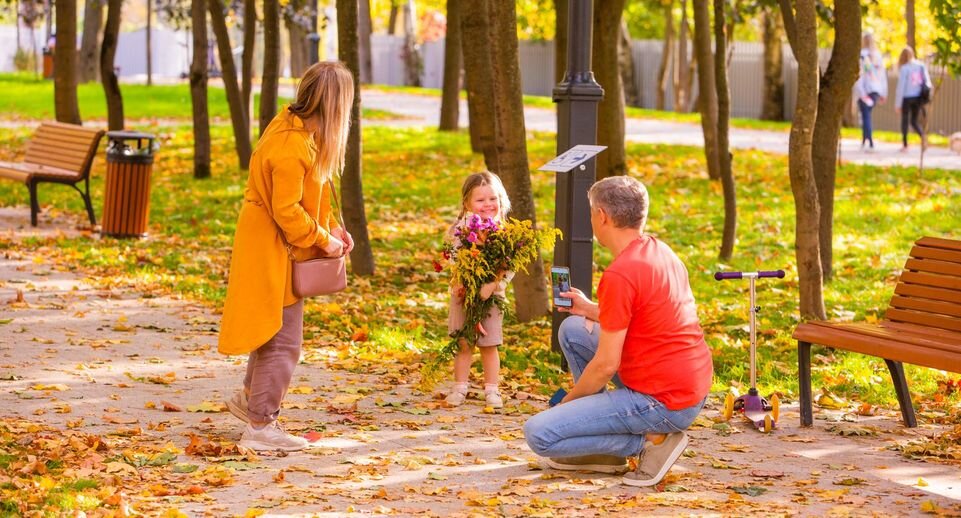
[551,266,573,308]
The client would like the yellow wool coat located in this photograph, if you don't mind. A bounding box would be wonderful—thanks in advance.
[218,107,338,355]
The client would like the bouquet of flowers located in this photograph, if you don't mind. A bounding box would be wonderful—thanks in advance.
[420,214,561,388]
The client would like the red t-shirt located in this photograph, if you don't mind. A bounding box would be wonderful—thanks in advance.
[597,235,713,410]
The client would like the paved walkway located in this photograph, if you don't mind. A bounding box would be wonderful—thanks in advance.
[2,209,960,515]
[359,89,961,171]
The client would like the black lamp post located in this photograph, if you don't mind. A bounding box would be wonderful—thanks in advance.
[551,0,604,354]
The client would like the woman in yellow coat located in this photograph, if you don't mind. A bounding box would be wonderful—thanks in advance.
[218,62,355,451]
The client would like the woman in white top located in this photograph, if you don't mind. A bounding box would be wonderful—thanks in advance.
[894,46,933,151]
[853,33,887,151]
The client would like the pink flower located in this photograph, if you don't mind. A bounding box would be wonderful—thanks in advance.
[467,232,478,243]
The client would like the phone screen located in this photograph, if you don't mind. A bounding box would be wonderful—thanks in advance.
[551,267,572,307]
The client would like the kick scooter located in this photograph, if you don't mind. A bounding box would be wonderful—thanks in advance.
[714,269,785,433]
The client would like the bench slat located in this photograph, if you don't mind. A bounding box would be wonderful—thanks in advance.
[917,237,961,252]
[794,322,961,372]
[904,258,961,277]
[885,307,961,333]
[881,321,961,341]
[890,295,961,319]
[35,123,102,138]
[800,321,961,352]
[899,271,961,292]
[910,245,961,265]
[30,132,100,147]
[23,155,86,173]
[895,283,961,305]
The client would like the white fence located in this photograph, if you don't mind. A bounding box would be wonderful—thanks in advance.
[370,35,961,136]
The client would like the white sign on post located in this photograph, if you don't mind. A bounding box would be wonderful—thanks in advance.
[537,145,607,173]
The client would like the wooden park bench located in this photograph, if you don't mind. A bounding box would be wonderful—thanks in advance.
[0,122,105,226]
[794,237,961,428]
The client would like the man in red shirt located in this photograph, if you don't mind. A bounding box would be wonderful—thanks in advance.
[525,176,713,487]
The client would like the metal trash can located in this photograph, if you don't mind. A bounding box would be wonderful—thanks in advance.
[101,131,157,238]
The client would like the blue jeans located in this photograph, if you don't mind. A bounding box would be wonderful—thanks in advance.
[524,316,705,458]
[858,92,880,147]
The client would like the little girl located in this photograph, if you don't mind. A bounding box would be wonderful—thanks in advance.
[446,172,513,408]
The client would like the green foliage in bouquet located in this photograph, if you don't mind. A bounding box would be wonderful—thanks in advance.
[420,215,561,390]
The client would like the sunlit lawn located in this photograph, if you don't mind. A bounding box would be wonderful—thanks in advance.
[0,117,959,414]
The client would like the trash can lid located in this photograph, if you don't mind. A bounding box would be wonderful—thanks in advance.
[106,130,155,140]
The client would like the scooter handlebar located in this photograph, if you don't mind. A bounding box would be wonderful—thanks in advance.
[714,270,785,280]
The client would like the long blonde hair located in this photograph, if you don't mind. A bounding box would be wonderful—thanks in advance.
[288,62,354,182]
[458,171,511,220]
[898,47,916,68]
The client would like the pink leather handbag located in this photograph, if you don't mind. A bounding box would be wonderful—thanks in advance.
[282,180,348,298]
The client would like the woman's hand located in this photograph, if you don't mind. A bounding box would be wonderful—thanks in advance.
[322,234,346,256]
[331,227,354,254]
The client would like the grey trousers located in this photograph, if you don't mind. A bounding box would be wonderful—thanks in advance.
[243,299,304,424]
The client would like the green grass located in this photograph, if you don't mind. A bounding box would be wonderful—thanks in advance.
[0,119,958,415]
[367,84,950,147]
[0,73,405,122]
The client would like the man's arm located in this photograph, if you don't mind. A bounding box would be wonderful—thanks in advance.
[559,287,600,322]
[561,327,627,403]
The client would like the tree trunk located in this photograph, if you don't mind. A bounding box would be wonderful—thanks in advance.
[674,0,692,112]
[78,0,102,83]
[780,0,825,320]
[388,3,399,35]
[657,0,674,111]
[486,0,549,322]
[761,7,784,121]
[337,0,375,276]
[191,0,211,179]
[438,0,461,131]
[714,0,735,260]
[285,0,308,78]
[554,0,568,84]
[260,0,280,136]
[593,0,627,180]
[54,0,81,124]
[146,0,152,85]
[811,0,859,281]
[209,0,252,169]
[692,0,719,180]
[461,0,495,157]
[905,0,915,51]
[242,0,255,125]
[619,20,639,107]
[402,0,421,86]
[100,0,122,130]
[359,0,373,83]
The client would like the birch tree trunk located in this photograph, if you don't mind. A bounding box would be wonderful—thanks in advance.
[190,0,211,179]
[486,0,549,322]
[209,0,252,169]
[593,0,628,180]
[337,0,376,276]
[100,0,123,130]
[438,0,461,131]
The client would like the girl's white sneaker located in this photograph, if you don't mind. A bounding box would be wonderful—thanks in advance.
[445,389,468,406]
[485,390,504,409]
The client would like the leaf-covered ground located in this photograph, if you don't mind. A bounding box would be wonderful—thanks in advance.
[1,113,960,514]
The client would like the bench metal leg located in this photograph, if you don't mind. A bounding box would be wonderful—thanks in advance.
[27,180,39,227]
[75,180,96,226]
[798,341,813,426]
[884,359,917,428]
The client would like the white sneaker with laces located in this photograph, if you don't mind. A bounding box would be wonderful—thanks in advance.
[485,390,504,409]
[445,389,467,406]
[238,421,309,452]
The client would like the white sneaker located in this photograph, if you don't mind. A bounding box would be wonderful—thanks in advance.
[445,389,467,406]
[238,422,308,452]
[485,390,504,409]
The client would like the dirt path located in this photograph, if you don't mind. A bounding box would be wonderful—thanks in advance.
[2,208,960,516]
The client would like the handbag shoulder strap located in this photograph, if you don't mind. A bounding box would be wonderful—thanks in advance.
[277,178,343,259]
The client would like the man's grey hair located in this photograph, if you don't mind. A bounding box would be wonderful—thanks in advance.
[588,176,649,230]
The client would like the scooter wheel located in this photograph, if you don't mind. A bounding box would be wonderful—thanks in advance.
[770,394,780,423]
[722,392,735,421]
[763,414,774,433]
